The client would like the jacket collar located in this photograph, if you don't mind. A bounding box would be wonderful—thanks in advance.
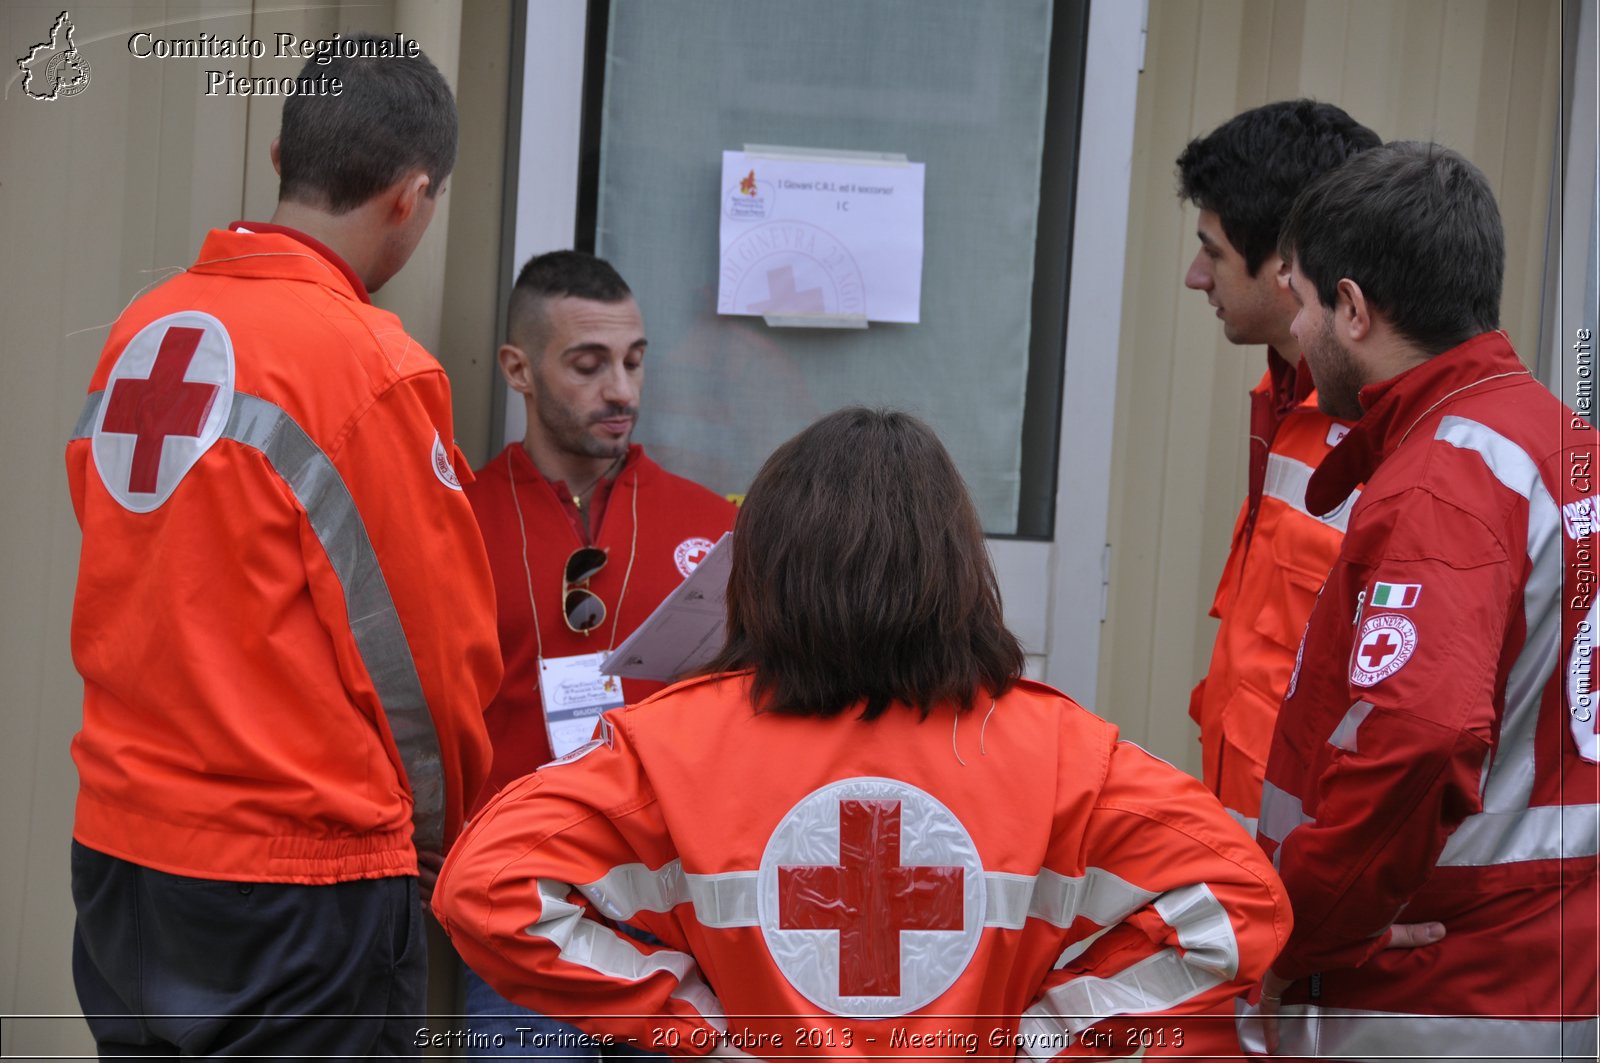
[1265,347,1318,412]
[1305,331,1529,515]
[186,223,371,304]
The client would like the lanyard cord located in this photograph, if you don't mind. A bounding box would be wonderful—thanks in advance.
[608,474,639,652]
[507,454,545,663]
[1396,370,1528,446]
[507,453,640,659]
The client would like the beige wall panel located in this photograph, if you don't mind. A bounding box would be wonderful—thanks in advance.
[1498,1,1562,356]
[1395,0,1446,137]
[1101,0,1562,782]
[1096,0,1193,744]
[1233,0,1275,103]
[1298,0,1350,100]
[3,0,498,1048]
[1434,0,1493,149]
[1262,0,1306,101]
[1340,0,1403,136]
[439,0,513,465]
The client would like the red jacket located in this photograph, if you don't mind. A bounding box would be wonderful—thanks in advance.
[435,674,1290,1059]
[1248,332,1600,1059]
[67,225,500,883]
[464,444,735,811]
[1191,354,1354,826]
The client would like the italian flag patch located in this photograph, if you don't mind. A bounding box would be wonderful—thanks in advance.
[1370,581,1421,608]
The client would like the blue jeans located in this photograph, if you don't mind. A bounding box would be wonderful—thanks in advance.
[460,963,658,1060]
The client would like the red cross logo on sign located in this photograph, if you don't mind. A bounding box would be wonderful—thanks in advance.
[757,777,983,1017]
[1350,613,1418,688]
[92,311,234,513]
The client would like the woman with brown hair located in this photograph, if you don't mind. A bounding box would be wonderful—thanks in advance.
[435,407,1288,1059]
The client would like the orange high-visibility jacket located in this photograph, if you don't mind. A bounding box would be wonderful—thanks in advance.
[1190,359,1355,827]
[66,225,500,883]
[435,673,1290,1059]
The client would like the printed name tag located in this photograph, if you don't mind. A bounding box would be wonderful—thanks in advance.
[538,652,625,759]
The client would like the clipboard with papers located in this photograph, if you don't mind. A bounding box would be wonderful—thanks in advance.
[600,532,733,682]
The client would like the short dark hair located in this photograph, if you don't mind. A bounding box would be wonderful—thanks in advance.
[277,35,457,213]
[507,251,633,352]
[702,407,1024,720]
[1176,99,1380,275]
[1280,141,1504,355]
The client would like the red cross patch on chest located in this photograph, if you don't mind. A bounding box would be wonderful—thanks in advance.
[92,311,235,513]
[756,777,984,1017]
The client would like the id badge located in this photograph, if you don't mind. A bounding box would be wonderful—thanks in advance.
[539,651,626,759]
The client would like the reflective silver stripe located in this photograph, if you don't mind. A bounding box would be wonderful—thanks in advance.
[1154,884,1239,978]
[577,860,761,930]
[526,878,726,1028]
[1437,416,1562,816]
[1020,866,1161,928]
[1258,781,1313,846]
[1432,416,1594,868]
[1016,883,1235,1058]
[685,870,760,929]
[1018,948,1226,1059]
[1438,802,1600,865]
[1237,1000,1597,1061]
[1263,452,1360,533]
[71,389,446,853]
[578,861,1166,935]
[72,390,104,439]
[1328,700,1374,752]
[582,859,690,918]
[1223,807,1260,838]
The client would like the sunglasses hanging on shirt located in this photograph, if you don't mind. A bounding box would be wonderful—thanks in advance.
[563,546,609,633]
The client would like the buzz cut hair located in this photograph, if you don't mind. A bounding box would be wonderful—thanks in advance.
[506,251,633,356]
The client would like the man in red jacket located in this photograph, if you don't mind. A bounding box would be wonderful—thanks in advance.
[66,39,501,1058]
[1177,101,1379,834]
[462,251,736,1057]
[1247,142,1599,1058]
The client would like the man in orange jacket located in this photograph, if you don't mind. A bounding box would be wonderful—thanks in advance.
[65,40,501,1058]
[1178,101,1380,832]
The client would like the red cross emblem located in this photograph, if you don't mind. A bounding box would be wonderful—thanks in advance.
[1351,614,1418,688]
[101,326,218,494]
[758,778,983,1017]
[1360,633,1399,669]
[674,537,717,577]
[92,311,234,511]
[778,800,963,996]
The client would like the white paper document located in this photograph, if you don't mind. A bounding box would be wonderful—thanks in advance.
[717,149,925,324]
[601,532,733,682]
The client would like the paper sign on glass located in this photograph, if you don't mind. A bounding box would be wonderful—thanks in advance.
[538,652,625,760]
[718,149,925,324]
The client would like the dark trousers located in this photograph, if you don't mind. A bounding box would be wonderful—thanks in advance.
[71,841,425,1060]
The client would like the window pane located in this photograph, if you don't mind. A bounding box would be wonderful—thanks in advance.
[596,0,1053,533]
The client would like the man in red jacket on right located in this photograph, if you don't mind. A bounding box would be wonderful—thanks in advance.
[1245,142,1599,1059]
